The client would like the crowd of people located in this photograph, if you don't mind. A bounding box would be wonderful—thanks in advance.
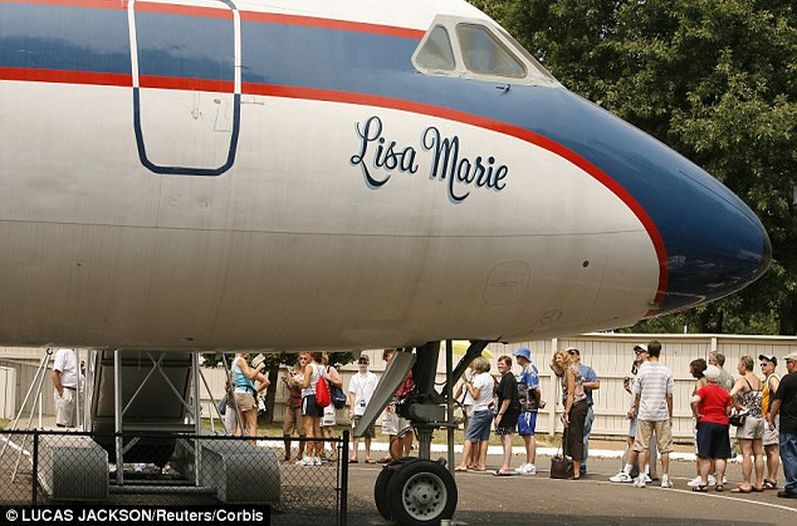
[230,348,413,466]
[221,343,796,498]
[605,343,797,498]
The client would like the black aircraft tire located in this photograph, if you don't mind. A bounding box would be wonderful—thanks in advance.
[384,460,457,526]
[374,457,418,520]
[374,466,394,521]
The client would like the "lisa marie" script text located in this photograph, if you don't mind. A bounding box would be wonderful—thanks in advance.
[350,115,508,203]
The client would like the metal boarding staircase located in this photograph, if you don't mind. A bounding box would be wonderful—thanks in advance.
[86,350,196,467]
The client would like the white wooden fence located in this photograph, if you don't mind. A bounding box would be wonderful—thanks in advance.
[2,334,795,438]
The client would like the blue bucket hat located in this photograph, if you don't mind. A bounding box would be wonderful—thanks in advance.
[513,347,531,361]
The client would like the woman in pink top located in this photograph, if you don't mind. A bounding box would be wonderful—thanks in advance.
[691,365,733,492]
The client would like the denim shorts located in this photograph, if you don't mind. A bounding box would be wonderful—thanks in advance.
[466,410,492,442]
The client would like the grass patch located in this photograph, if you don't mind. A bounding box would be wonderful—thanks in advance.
[199,418,561,448]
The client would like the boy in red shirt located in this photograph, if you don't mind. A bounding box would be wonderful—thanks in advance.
[691,365,733,491]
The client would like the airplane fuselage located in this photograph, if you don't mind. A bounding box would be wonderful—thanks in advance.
[0,0,770,351]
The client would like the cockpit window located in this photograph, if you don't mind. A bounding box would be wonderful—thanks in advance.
[415,25,456,72]
[456,23,526,79]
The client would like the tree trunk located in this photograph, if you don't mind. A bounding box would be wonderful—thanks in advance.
[781,293,796,335]
[263,367,280,425]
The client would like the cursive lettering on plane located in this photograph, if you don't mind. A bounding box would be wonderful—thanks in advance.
[350,115,509,203]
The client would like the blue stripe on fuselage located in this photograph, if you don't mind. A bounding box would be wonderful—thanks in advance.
[136,11,234,81]
[0,2,130,73]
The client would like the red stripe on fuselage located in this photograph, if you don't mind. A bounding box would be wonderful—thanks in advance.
[0,62,669,305]
[0,67,131,87]
[243,83,669,304]
[2,0,424,38]
[139,75,233,93]
[135,1,230,19]
[240,11,424,40]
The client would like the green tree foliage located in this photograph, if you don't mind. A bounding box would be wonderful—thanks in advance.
[472,0,796,334]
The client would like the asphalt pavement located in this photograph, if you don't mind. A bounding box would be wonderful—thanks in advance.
[346,452,797,526]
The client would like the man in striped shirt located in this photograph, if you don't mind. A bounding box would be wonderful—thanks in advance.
[615,340,675,488]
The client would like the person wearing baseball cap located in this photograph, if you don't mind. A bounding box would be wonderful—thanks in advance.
[768,352,797,498]
[610,344,658,484]
[513,347,543,475]
[760,353,782,489]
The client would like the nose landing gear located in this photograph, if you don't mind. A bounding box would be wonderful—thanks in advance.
[374,458,457,526]
[371,340,488,525]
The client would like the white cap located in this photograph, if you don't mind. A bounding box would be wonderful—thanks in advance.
[704,365,721,382]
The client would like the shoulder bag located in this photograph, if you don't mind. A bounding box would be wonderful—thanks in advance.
[328,366,347,409]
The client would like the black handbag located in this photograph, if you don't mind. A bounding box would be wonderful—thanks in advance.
[729,409,748,427]
[550,453,574,479]
[550,433,574,479]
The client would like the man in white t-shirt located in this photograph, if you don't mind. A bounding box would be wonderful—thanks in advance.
[616,341,675,488]
[348,355,379,463]
[52,348,79,428]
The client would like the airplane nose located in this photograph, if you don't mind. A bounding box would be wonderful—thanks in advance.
[654,164,772,314]
[544,91,771,315]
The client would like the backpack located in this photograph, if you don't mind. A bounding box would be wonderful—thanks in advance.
[517,364,541,411]
[518,383,541,412]
[326,365,347,409]
[315,368,332,408]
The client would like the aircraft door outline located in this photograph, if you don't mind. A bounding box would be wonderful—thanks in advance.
[127,0,242,176]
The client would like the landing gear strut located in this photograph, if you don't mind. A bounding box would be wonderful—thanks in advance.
[372,341,488,526]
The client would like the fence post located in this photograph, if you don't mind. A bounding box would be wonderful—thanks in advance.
[31,431,38,505]
[548,337,558,436]
[340,430,349,526]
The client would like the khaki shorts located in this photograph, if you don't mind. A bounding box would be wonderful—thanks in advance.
[633,419,673,454]
[764,415,779,446]
[352,416,376,438]
[234,392,257,412]
[736,415,765,440]
[283,405,304,435]
[54,388,76,427]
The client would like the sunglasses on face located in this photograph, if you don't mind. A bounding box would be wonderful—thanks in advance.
[568,351,578,356]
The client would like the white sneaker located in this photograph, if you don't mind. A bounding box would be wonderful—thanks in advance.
[687,476,703,488]
[633,475,646,488]
[313,457,323,466]
[609,471,633,483]
[660,475,673,488]
[516,463,536,475]
[644,473,652,483]
[707,474,717,487]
